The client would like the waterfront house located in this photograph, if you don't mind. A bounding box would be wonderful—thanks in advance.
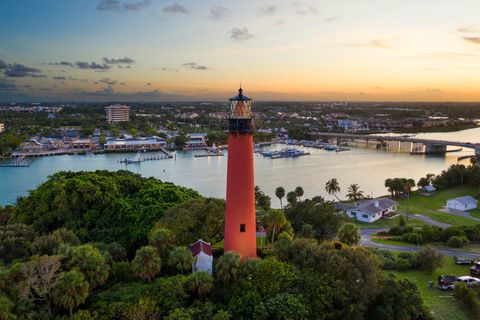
[446,196,477,211]
[185,133,208,150]
[190,239,213,275]
[335,197,398,223]
[104,137,166,151]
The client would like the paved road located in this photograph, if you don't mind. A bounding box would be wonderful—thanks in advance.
[360,228,480,259]
[410,214,453,228]
[439,208,480,222]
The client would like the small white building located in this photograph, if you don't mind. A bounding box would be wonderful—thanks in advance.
[421,185,437,193]
[447,196,477,211]
[190,239,213,275]
[336,197,398,223]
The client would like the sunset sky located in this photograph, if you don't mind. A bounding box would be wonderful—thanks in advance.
[1,0,480,101]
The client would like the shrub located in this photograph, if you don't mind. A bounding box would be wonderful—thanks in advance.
[453,283,480,320]
[447,236,470,248]
[388,226,404,236]
[420,225,442,243]
[441,226,465,242]
[369,248,396,270]
[398,252,420,269]
[394,258,411,271]
[416,246,443,274]
[401,232,423,245]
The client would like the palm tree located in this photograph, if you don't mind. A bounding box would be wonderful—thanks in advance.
[275,186,286,208]
[52,270,89,317]
[325,178,341,201]
[264,210,287,247]
[132,246,161,282]
[385,179,394,198]
[294,186,304,202]
[286,191,298,206]
[148,227,174,257]
[403,178,416,221]
[185,271,214,297]
[215,252,241,283]
[167,246,193,274]
[346,184,364,201]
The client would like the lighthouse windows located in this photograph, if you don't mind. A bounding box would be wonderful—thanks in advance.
[240,224,246,232]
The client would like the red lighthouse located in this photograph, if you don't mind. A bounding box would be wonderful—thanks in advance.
[224,87,257,259]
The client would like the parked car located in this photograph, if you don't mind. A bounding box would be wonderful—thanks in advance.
[471,262,480,275]
[453,256,476,265]
[457,276,480,288]
[438,275,459,290]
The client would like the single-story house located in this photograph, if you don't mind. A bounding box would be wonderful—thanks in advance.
[421,185,436,193]
[446,196,477,211]
[190,239,213,275]
[335,197,398,223]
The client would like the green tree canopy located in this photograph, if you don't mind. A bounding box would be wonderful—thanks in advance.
[338,223,361,246]
[13,170,199,252]
[285,197,344,241]
[132,246,161,282]
[156,198,225,246]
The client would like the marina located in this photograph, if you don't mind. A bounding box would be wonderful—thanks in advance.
[1,127,480,207]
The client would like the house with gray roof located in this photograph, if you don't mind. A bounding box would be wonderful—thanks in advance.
[446,196,477,211]
[335,197,398,223]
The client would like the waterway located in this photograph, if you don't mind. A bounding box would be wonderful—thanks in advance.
[1,127,479,207]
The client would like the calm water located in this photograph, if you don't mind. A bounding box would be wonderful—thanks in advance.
[1,127,479,207]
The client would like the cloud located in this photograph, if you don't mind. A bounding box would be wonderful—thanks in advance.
[324,16,338,22]
[71,86,167,100]
[4,63,43,77]
[457,26,477,34]
[463,37,480,44]
[97,0,150,11]
[210,5,228,20]
[371,39,393,48]
[0,59,7,69]
[182,62,209,70]
[230,27,253,41]
[295,5,318,15]
[52,76,67,80]
[99,77,117,85]
[0,79,17,91]
[345,39,394,49]
[163,3,189,14]
[260,5,276,15]
[49,61,74,67]
[75,61,111,70]
[161,67,179,72]
[103,57,135,64]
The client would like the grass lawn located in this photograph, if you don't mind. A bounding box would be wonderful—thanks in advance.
[397,186,480,226]
[353,215,427,229]
[371,237,417,248]
[387,257,473,320]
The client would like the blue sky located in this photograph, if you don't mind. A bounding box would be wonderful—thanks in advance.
[1,0,480,101]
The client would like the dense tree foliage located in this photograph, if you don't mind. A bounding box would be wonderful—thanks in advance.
[0,170,438,319]
[13,170,199,251]
[156,198,225,246]
[285,196,345,240]
[338,223,361,246]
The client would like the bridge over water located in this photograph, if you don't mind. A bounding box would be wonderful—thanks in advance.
[312,132,480,159]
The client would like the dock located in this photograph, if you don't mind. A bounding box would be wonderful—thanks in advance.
[0,156,32,167]
[119,153,172,164]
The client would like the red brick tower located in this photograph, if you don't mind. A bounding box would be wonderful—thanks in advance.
[224,87,256,259]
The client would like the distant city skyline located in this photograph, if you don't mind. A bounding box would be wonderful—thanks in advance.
[2,0,480,101]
